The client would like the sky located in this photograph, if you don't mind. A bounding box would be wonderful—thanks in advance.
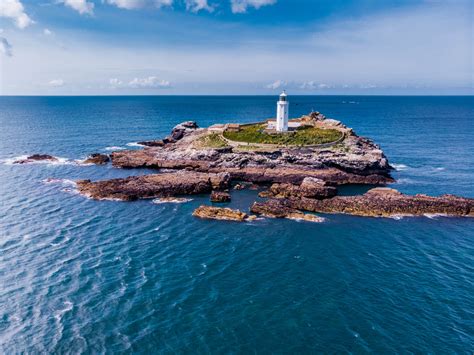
[0,0,473,95]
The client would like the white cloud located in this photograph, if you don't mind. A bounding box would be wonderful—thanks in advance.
[265,80,286,90]
[109,78,123,87]
[62,0,94,15]
[43,28,53,36]
[0,37,13,57]
[128,76,171,88]
[186,0,213,12]
[48,79,65,87]
[231,0,276,13]
[105,0,173,9]
[0,0,34,29]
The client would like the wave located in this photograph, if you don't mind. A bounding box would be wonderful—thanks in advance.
[104,146,126,151]
[392,163,409,171]
[2,155,77,166]
[152,197,193,204]
[126,142,145,147]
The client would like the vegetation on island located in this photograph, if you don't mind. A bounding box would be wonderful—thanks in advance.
[195,133,229,148]
[223,124,343,146]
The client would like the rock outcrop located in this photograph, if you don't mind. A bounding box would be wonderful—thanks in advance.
[109,115,393,186]
[83,153,110,165]
[210,191,231,203]
[251,199,324,223]
[255,188,474,218]
[14,154,58,164]
[193,205,254,222]
[259,177,337,199]
[77,171,230,201]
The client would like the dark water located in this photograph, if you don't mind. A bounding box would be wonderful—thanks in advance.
[0,96,473,353]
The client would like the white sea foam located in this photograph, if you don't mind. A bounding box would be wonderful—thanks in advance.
[424,213,448,219]
[392,163,409,171]
[152,197,193,204]
[104,146,126,151]
[126,142,145,147]
[2,155,76,166]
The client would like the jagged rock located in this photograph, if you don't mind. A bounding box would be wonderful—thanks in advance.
[250,199,324,223]
[210,191,231,203]
[14,154,58,164]
[287,187,474,217]
[83,153,110,165]
[193,205,253,222]
[76,171,230,201]
[137,140,165,147]
[259,177,337,199]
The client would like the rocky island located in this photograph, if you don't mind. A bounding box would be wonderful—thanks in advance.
[16,110,473,221]
[65,111,473,220]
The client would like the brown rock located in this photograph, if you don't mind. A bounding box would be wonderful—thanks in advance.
[14,154,58,164]
[193,205,251,222]
[288,188,474,217]
[250,199,324,222]
[137,140,165,147]
[76,171,230,201]
[259,177,337,199]
[83,153,110,165]
[210,191,231,203]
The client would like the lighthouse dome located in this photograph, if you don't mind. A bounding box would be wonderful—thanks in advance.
[279,91,287,101]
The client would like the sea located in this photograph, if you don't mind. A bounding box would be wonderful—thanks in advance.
[0,96,473,353]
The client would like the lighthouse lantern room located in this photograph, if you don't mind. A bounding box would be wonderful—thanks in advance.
[276,91,289,132]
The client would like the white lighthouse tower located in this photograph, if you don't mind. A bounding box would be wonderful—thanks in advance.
[276,91,289,132]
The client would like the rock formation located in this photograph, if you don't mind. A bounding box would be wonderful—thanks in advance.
[254,188,474,218]
[193,206,254,222]
[82,153,110,165]
[109,117,393,186]
[251,198,324,222]
[77,171,230,201]
[259,177,337,199]
[14,154,58,164]
[210,191,231,203]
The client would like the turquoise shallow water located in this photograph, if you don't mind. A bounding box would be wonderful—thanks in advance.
[0,96,473,353]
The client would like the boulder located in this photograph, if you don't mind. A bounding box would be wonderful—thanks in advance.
[259,177,337,199]
[210,191,231,203]
[83,153,110,165]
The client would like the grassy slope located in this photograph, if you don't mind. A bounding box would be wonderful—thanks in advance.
[223,124,342,146]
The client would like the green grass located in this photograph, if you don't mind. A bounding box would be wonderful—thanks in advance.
[195,133,229,148]
[223,124,343,146]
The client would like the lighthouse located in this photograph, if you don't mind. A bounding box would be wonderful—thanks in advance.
[276,91,289,132]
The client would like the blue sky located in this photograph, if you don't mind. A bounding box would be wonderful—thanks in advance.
[0,0,472,95]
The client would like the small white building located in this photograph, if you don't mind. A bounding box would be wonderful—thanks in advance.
[276,91,289,132]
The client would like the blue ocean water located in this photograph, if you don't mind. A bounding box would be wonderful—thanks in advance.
[0,96,473,353]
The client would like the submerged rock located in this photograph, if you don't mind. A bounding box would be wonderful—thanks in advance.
[14,154,58,164]
[83,153,110,165]
[76,171,230,201]
[193,205,253,222]
[210,191,231,203]
[274,188,474,218]
[259,177,337,199]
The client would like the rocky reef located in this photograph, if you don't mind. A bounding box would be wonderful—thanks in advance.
[252,188,474,218]
[77,171,230,201]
